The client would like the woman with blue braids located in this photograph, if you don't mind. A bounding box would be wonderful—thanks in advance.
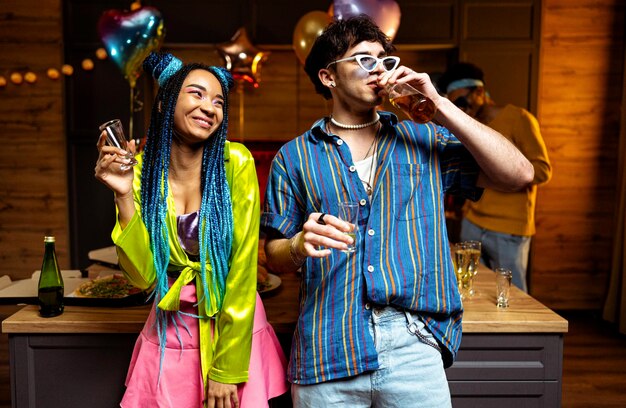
[95,52,288,408]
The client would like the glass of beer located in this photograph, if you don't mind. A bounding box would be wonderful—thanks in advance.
[387,82,437,123]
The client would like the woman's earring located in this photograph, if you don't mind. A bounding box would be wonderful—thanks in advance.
[329,82,336,88]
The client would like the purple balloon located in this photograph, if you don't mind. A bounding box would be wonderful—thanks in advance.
[333,0,401,40]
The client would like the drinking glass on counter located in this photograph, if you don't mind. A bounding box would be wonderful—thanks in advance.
[495,268,512,308]
[453,240,482,299]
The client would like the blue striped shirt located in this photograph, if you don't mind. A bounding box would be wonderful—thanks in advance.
[261,111,482,384]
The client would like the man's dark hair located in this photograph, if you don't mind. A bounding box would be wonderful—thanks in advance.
[437,62,485,94]
[304,15,395,100]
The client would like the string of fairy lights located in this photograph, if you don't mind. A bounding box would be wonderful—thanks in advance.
[0,1,142,89]
[0,48,110,88]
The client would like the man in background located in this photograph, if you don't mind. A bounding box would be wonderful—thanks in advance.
[438,62,552,292]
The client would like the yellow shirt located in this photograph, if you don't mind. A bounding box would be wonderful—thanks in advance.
[111,141,259,385]
[464,104,552,236]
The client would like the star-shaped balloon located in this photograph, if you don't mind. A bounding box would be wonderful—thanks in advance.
[217,28,269,88]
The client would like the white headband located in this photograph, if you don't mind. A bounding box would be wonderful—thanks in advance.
[446,78,484,94]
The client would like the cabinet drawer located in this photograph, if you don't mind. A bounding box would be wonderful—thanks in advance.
[450,380,560,407]
[445,333,563,381]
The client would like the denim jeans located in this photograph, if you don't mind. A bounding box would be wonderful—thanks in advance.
[460,218,531,292]
[291,307,451,408]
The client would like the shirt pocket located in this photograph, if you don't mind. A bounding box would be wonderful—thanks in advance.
[392,163,430,221]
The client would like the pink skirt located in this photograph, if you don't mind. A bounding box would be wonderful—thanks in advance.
[120,283,288,408]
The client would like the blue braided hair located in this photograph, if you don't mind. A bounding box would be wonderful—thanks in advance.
[141,53,235,357]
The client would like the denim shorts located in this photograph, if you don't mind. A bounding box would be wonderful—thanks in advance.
[291,306,452,408]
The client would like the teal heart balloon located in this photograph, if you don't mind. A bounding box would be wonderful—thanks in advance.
[98,6,166,87]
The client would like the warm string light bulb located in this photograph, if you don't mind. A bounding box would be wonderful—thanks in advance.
[24,72,37,84]
[95,48,108,60]
[61,64,74,76]
[10,72,23,85]
[47,68,60,80]
[82,59,94,71]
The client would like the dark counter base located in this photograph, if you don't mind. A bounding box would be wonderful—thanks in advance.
[9,334,137,408]
[447,333,563,407]
[9,332,563,408]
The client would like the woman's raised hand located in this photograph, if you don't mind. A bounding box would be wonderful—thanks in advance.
[94,130,135,197]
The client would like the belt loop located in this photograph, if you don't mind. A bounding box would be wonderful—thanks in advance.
[403,309,413,325]
[404,310,419,335]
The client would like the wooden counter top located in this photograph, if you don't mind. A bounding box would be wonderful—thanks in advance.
[1,305,150,334]
[2,265,567,335]
[461,267,568,333]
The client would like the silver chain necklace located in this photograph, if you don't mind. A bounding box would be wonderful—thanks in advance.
[360,132,379,197]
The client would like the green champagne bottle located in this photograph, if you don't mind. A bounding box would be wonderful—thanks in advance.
[37,236,64,317]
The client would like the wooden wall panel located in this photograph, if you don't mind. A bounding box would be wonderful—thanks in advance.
[464,2,535,40]
[0,0,67,280]
[0,0,61,44]
[534,0,624,309]
[393,0,457,45]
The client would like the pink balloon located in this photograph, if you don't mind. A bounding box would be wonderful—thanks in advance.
[333,0,401,40]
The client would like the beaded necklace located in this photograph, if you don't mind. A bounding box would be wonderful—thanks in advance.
[330,112,380,130]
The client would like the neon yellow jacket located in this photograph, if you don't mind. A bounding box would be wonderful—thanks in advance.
[111,141,259,386]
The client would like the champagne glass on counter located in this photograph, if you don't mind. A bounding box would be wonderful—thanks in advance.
[452,243,463,297]
[464,240,482,297]
[453,240,482,299]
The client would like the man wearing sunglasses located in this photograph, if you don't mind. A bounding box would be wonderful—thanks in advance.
[438,62,552,293]
[262,16,534,408]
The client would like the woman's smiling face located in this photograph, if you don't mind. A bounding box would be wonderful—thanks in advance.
[173,69,224,143]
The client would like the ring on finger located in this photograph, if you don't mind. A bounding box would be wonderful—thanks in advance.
[317,213,327,225]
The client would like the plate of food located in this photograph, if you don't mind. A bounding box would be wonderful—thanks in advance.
[257,273,281,296]
[66,273,151,307]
